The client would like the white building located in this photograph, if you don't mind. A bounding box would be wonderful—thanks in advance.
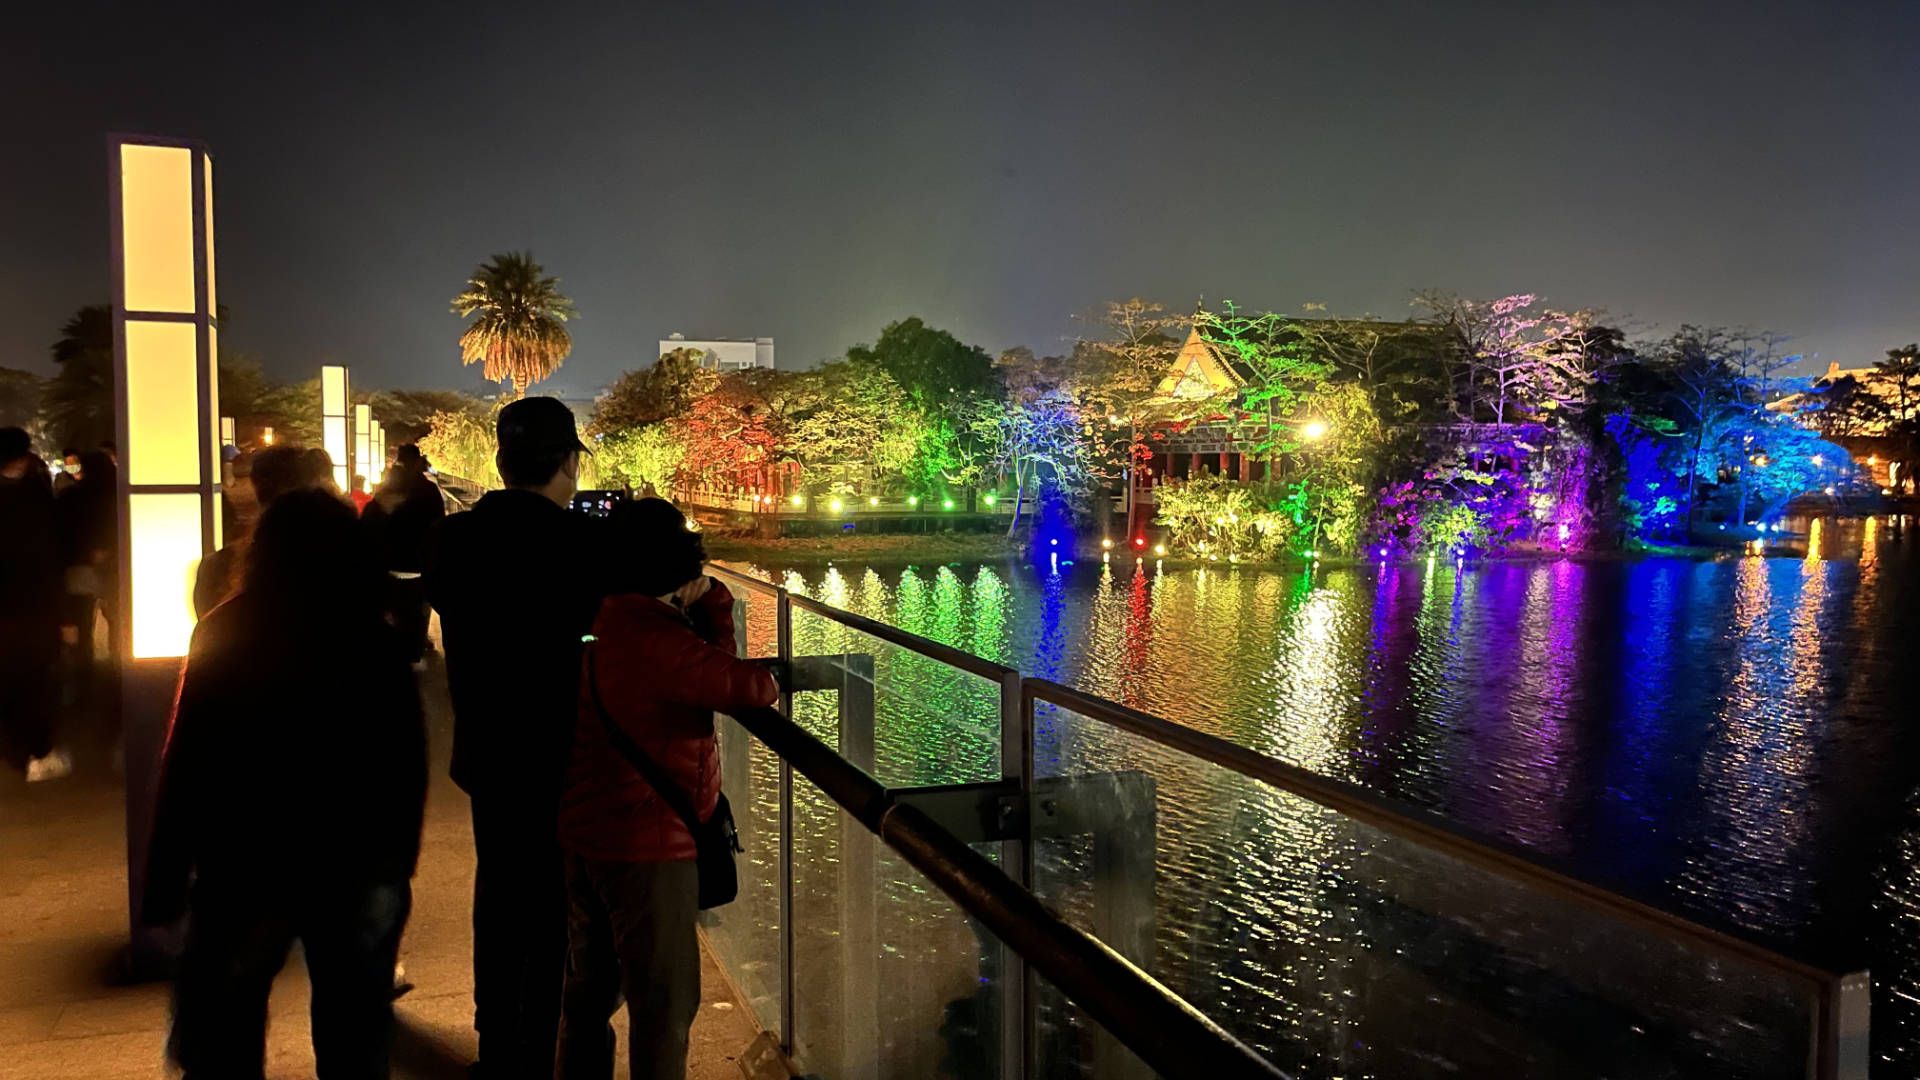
[660,333,774,372]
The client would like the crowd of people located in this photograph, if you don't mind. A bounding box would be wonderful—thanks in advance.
[3,397,777,1079]
[0,430,121,783]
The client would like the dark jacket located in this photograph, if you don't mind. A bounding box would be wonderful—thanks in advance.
[0,466,61,625]
[559,582,777,863]
[362,467,445,574]
[55,473,116,571]
[427,488,604,803]
[143,594,427,922]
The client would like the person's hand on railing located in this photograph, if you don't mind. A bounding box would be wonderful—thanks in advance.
[750,658,791,694]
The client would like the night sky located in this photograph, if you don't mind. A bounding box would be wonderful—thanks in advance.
[3,2,1915,395]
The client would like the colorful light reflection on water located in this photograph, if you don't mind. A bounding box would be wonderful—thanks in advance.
[728,515,1920,1076]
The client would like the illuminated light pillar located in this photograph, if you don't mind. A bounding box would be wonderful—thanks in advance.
[219,416,235,447]
[260,425,274,446]
[111,134,222,973]
[353,403,371,487]
[369,420,385,486]
[321,364,350,491]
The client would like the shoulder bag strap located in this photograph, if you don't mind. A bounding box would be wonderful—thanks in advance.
[585,645,706,833]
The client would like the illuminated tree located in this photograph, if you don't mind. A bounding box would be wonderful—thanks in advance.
[364,388,492,446]
[847,317,1000,498]
[589,347,718,436]
[450,252,577,394]
[599,423,687,496]
[784,360,925,492]
[1645,325,1742,530]
[1285,308,1441,422]
[1416,292,1603,425]
[1283,381,1380,553]
[419,401,505,488]
[677,369,787,491]
[1195,302,1327,443]
[1074,298,1189,537]
[990,351,1098,530]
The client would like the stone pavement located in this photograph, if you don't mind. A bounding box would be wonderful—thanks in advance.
[0,653,772,1079]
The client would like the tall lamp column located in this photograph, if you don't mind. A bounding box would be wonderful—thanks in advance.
[321,365,350,491]
[110,134,222,972]
[354,403,371,489]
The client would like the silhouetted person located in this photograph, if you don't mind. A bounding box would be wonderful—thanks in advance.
[144,489,427,1079]
[362,445,445,665]
[53,446,80,493]
[303,446,340,494]
[556,499,775,1080]
[350,473,373,514]
[193,446,315,618]
[55,448,118,741]
[427,397,604,1078]
[0,428,64,780]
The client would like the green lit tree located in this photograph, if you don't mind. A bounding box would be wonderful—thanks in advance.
[450,252,577,394]
[847,318,1000,499]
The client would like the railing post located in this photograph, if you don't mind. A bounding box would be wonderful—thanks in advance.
[839,655,879,1080]
[1819,971,1871,1080]
[776,589,795,1054]
[1000,672,1031,1080]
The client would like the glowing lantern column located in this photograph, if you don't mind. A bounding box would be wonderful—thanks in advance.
[354,403,371,488]
[369,420,385,486]
[110,135,222,970]
[322,365,351,491]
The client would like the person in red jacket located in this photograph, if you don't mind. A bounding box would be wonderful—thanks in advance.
[556,498,776,1080]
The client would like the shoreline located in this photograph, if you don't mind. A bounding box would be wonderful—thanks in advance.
[703,515,1915,573]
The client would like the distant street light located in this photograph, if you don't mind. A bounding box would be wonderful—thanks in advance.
[1300,419,1328,442]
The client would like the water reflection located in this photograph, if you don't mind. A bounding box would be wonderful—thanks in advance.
[729,519,1920,1076]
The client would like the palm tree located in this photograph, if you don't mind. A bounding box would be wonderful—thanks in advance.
[45,305,115,449]
[450,252,578,394]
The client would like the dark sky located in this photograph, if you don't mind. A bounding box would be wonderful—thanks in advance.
[3,1,1915,395]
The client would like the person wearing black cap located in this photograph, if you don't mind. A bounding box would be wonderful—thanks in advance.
[427,396,605,1078]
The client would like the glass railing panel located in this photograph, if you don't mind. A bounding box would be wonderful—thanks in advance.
[1030,697,1822,1080]
[790,767,1007,1079]
[787,604,1002,787]
[700,716,784,1034]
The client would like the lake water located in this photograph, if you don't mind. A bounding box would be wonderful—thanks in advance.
[716,514,1920,1077]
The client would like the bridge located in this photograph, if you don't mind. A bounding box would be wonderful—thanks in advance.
[0,567,1870,1080]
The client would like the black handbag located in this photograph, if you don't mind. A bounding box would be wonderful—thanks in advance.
[586,648,741,909]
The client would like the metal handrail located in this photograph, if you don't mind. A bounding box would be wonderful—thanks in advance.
[705,560,1867,1079]
[725,701,1289,1080]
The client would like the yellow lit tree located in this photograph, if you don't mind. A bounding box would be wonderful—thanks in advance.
[450,252,577,394]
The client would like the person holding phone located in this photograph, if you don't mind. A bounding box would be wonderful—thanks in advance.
[555,498,776,1080]
[428,397,605,1077]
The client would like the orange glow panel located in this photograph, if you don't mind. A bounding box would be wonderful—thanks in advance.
[125,321,201,486]
[129,493,203,659]
[120,145,195,314]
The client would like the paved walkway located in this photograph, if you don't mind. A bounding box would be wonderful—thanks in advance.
[0,653,770,1079]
